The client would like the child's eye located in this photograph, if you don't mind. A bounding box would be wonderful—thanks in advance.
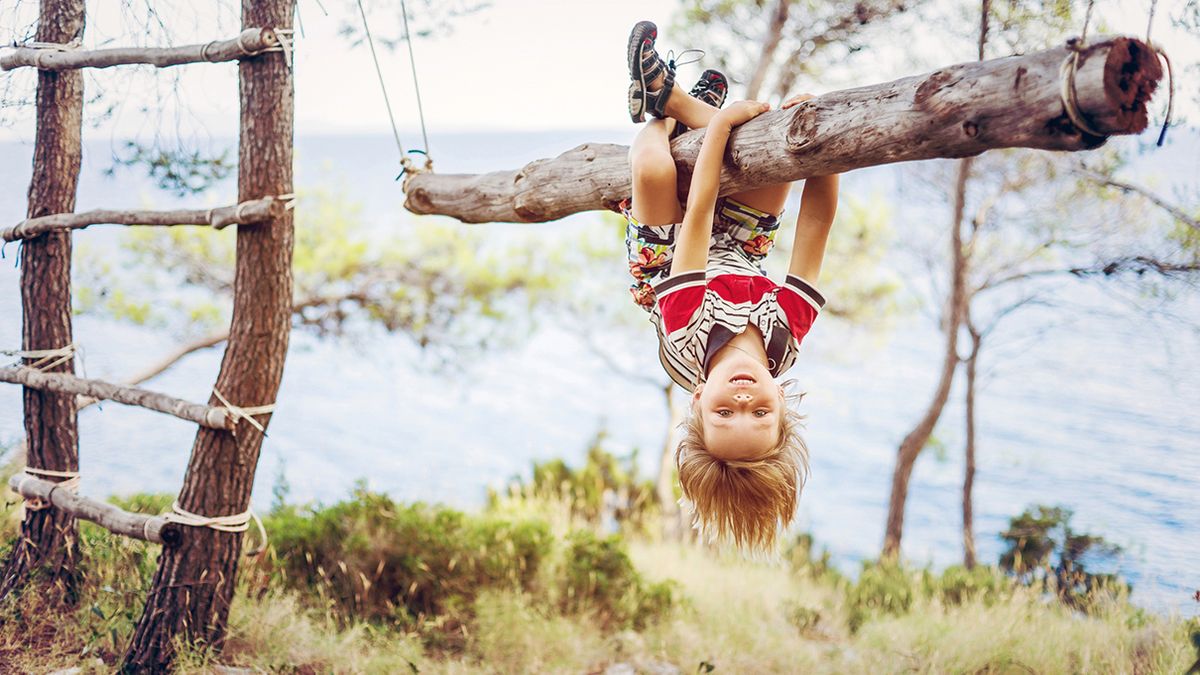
[754,410,769,417]
[717,410,733,417]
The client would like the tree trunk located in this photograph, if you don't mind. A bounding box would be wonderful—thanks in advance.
[123,0,293,669]
[962,318,981,569]
[0,0,85,603]
[404,37,1162,224]
[744,0,792,100]
[881,157,971,559]
[656,383,685,540]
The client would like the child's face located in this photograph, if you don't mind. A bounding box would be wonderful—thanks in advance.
[694,354,783,461]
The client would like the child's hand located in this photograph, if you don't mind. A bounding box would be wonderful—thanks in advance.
[712,100,770,131]
[781,93,816,109]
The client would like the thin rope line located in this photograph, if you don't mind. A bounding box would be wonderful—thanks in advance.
[399,0,430,156]
[1146,0,1157,44]
[355,0,406,167]
[1081,0,1094,44]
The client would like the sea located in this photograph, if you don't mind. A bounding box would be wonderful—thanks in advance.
[1,129,1197,617]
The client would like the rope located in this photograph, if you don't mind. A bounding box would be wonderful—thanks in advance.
[159,501,268,555]
[1151,46,1174,147]
[1059,41,1106,138]
[212,387,275,436]
[18,39,82,51]
[2,343,76,371]
[16,467,81,514]
[354,0,433,178]
[1142,0,1174,147]
[398,0,431,161]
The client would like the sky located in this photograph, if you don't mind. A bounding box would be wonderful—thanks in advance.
[0,0,1195,143]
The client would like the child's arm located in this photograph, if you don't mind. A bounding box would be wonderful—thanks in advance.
[669,101,770,276]
[781,94,839,282]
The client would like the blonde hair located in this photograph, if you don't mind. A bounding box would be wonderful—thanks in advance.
[675,385,809,552]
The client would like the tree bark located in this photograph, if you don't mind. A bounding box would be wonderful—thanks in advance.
[3,196,286,241]
[656,383,685,540]
[0,27,282,71]
[123,0,294,669]
[962,317,981,569]
[881,157,971,559]
[0,366,241,430]
[405,37,1161,224]
[744,0,792,100]
[8,475,182,545]
[0,0,85,603]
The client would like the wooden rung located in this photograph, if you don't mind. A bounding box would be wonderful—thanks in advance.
[2,197,285,242]
[0,27,283,71]
[0,366,236,431]
[8,474,181,545]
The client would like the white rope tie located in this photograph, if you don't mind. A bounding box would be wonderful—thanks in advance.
[212,387,275,435]
[2,342,76,371]
[159,502,268,555]
[20,39,82,51]
[273,28,295,69]
[16,467,81,515]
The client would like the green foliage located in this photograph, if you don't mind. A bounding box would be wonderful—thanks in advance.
[488,431,659,534]
[782,599,824,636]
[783,532,847,589]
[925,564,1013,607]
[557,530,675,630]
[999,504,1128,611]
[105,141,233,196]
[74,189,579,364]
[265,485,553,635]
[846,559,1016,632]
[845,559,919,632]
[815,195,903,326]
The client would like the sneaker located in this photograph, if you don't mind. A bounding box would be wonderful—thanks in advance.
[670,69,729,140]
[627,20,675,123]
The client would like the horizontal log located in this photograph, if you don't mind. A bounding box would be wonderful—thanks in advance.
[0,27,281,71]
[405,37,1162,224]
[0,366,235,430]
[2,197,285,242]
[9,474,181,545]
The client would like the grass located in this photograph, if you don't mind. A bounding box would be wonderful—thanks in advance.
[0,486,1195,674]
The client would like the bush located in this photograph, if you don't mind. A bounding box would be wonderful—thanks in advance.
[557,530,676,629]
[488,431,659,533]
[845,560,920,632]
[783,533,847,589]
[1000,504,1129,611]
[265,486,553,635]
[927,564,1013,607]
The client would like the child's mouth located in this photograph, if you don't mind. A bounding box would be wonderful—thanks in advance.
[730,374,756,385]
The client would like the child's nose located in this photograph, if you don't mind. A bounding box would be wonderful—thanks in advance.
[733,393,752,403]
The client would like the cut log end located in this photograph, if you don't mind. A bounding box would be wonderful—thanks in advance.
[1103,37,1162,134]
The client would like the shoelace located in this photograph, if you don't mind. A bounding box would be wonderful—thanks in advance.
[665,48,705,71]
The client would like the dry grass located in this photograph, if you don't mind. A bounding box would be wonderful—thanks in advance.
[0,486,1193,674]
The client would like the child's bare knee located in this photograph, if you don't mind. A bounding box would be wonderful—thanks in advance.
[631,150,676,188]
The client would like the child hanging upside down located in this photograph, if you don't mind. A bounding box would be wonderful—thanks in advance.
[623,21,839,551]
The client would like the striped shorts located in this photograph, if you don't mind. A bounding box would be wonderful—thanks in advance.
[622,197,781,311]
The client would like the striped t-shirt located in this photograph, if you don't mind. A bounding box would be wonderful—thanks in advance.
[650,258,825,392]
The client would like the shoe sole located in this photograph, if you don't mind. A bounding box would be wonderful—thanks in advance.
[627,21,657,123]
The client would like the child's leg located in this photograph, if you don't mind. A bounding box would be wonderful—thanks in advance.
[630,118,684,225]
[657,87,793,214]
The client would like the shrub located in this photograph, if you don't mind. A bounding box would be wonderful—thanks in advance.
[999,504,1128,611]
[489,431,659,533]
[783,532,847,589]
[265,486,553,635]
[845,560,920,632]
[557,530,676,629]
[927,564,1013,607]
